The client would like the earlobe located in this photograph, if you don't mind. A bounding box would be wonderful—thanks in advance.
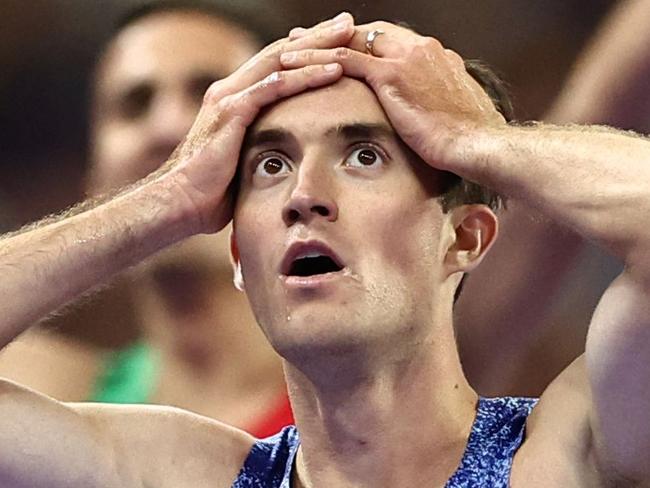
[444,205,498,275]
[233,261,245,292]
[230,230,245,292]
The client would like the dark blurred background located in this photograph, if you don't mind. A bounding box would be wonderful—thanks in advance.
[0,0,616,343]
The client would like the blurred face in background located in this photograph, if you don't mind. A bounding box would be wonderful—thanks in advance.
[90,9,257,192]
[87,10,260,356]
[89,10,258,276]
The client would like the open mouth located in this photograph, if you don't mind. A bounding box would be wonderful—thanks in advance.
[281,241,346,278]
[289,254,344,277]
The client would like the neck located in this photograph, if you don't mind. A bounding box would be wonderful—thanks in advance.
[287,320,477,488]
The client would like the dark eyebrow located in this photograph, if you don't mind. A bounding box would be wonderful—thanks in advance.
[327,122,396,141]
[242,128,296,152]
[242,122,397,154]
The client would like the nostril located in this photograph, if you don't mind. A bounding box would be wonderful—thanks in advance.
[312,205,329,217]
[287,209,300,222]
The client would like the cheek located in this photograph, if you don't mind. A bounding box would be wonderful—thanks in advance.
[233,195,281,287]
[233,203,284,332]
[356,192,444,282]
[91,124,151,190]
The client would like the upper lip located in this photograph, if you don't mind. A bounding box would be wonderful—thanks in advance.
[280,240,346,276]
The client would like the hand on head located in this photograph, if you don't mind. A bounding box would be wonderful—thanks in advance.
[158,13,356,235]
[160,13,507,239]
[281,19,507,172]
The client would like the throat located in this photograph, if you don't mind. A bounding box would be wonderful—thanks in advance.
[285,357,478,488]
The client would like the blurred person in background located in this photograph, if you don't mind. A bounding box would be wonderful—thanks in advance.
[0,0,293,437]
[455,0,650,397]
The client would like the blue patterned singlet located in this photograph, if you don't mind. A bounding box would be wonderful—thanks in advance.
[231,396,538,488]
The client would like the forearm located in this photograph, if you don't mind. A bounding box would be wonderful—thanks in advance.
[0,177,194,349]
[454,124,650,279]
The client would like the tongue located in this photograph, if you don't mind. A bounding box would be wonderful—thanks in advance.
[290,256,341,276]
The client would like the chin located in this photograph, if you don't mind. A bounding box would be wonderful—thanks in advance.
[263,307,384,364]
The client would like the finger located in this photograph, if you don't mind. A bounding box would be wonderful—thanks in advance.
[280,48,380,80]
[222,17,353,94]
[289,12,353,39]
[232,16,354,86]
[346,22,421,58]
[233,64,343,125]
[283,16,354,52]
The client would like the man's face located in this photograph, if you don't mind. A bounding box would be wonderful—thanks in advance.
[90,10,257,192]
[234,78,457,362]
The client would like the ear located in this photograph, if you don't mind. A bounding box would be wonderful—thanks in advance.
[230,229,245,292]
[443,204,498,276]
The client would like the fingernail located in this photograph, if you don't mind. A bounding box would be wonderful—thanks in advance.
[324,63,339,72]
[280,52,296,63]
[333,12,349,22]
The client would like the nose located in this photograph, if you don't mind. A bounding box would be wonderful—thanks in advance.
[282,163,339,227]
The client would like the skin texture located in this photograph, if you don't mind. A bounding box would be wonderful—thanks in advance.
[1,14,650,488]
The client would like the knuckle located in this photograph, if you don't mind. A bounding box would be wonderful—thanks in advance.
[263,49,279,64]
[424,36,443,51]
[203,81,224,104]
[334,47,352,61]
[261,38,284,57]
[216,95,236,116]
[445,48,464,66]
[367,20,390,31]
[266,70,286,85]
[304,64,322,75]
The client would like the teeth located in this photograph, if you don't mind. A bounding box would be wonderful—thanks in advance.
[297,251,325,260]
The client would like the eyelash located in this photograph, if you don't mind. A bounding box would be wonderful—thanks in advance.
[346,143,389,167]
[252,151,291,177]
[251,142,390,176]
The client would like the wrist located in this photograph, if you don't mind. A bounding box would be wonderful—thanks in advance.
[446,123,512,186]
[110,174,201,256]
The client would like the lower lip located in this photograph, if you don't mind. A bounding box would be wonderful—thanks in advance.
[281,269,349,288]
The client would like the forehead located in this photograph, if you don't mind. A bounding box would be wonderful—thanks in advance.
[96,11,256,97]
[251,77,390,137]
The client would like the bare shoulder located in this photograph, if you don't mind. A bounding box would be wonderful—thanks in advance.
[0,378,254,488]
[511,356,630,487]
[73,402,256,488]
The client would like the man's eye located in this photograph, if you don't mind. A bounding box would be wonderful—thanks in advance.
[254,155,291,177]
[345,147,385,168]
